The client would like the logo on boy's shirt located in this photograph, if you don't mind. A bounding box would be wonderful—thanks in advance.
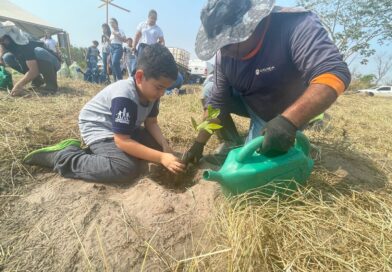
[255,66,275,76]
[115,108,130,124]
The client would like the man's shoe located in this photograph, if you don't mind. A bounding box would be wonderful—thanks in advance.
[203,153,228,166]
[203,141,241,166]
[31,75,45,89]
[23,139,81,168]
[39,85,58,95]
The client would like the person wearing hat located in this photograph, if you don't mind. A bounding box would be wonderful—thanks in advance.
[0,21,61,96]
[183,0,351,165]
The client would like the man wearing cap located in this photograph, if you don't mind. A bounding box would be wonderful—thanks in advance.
[0,21,61,96]
[183,0,351,165]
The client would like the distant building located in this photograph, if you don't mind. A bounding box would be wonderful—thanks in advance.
[167,47,190,69]
[167,47,191,83]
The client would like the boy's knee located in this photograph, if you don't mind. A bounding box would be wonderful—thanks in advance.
[110,159,140,182]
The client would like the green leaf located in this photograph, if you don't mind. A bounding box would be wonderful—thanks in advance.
[209,108,220,119]
[206,105,220,120]
[196,120,209,131]
[191,117,198,130]
[204,128,213,134]
[205,123,223,130]
[207,105,213,117]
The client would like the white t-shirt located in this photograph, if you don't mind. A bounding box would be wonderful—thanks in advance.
[44,38,57,52]
[110,29,126,44]
[136,21,164,46]
[79,78,159,145]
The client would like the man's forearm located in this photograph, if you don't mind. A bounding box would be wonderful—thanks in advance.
[14,70,38,89]
[134,32,141,49]
[282,84,338,128]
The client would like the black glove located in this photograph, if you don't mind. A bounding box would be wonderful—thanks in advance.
[259,115,298,157]
[182,141,205,164]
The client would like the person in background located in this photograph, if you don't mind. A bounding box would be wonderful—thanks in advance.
[133,10,164,65]
[0,21,61,96]
[123,37,136,78]
[109,18,126,81]
[42,31,58,55]
[86,40,101,71]
[101,23,111,82]
[165,72,184,95]
[183,0,351,165]
[24,44,184,183]
[200,71,214,107]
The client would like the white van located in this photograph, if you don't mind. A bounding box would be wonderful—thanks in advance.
[189,59,214,82]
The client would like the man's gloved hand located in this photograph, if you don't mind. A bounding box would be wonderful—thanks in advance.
[182,141,205,165]
[259,115,298,157]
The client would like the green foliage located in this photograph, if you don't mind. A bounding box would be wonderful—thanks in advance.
[60,46,87,69]
[191,105,223,134]
[297,0,392,64]
[348,73,376,91]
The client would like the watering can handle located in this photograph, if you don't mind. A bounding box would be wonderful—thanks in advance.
[236,136,264,163]
[236,131,311,163]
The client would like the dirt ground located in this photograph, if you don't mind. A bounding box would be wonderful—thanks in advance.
[1,81,391,271]
[1,144,388,271]
[1,163,222,271]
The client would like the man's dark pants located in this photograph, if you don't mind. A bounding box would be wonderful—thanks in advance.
[2,47,60,90]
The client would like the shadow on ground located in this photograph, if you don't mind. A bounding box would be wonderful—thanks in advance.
[308,140,389,195]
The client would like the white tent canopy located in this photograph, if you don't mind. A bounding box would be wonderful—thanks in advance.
[0,0,64,39]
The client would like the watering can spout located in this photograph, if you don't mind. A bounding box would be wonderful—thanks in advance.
[203,170,223,183]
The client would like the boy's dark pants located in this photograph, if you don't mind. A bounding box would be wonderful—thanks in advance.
[53,128,162,183]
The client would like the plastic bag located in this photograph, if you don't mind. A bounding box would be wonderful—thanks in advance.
[0,66,13,91]
[69,62,84,80]
[57,62,70,78]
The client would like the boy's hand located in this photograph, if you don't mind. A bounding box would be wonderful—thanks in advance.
[160,153,185,174]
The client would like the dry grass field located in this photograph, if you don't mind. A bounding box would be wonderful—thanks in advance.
[0,78,391,271]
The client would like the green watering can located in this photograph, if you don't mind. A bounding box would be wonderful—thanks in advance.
[203,132,314,196]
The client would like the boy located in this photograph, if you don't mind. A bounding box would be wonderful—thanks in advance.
[24,44,185,183]
[86,40,101,71]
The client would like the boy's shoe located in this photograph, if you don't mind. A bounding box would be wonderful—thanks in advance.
[23,139,81,168]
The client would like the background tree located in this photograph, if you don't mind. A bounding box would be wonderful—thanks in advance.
[348,74,376,91]
[60,46,87,69]
[373,53,392,85]
[297,0,392,65]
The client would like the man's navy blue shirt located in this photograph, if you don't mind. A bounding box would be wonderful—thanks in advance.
[208,10,351,121]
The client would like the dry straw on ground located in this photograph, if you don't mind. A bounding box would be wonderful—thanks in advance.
[0,78,391,271]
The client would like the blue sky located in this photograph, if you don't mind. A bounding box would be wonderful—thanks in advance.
[8,0,392,81]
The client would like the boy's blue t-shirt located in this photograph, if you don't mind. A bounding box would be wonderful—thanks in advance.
[79,78,159,145]
[208,9,351,122]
